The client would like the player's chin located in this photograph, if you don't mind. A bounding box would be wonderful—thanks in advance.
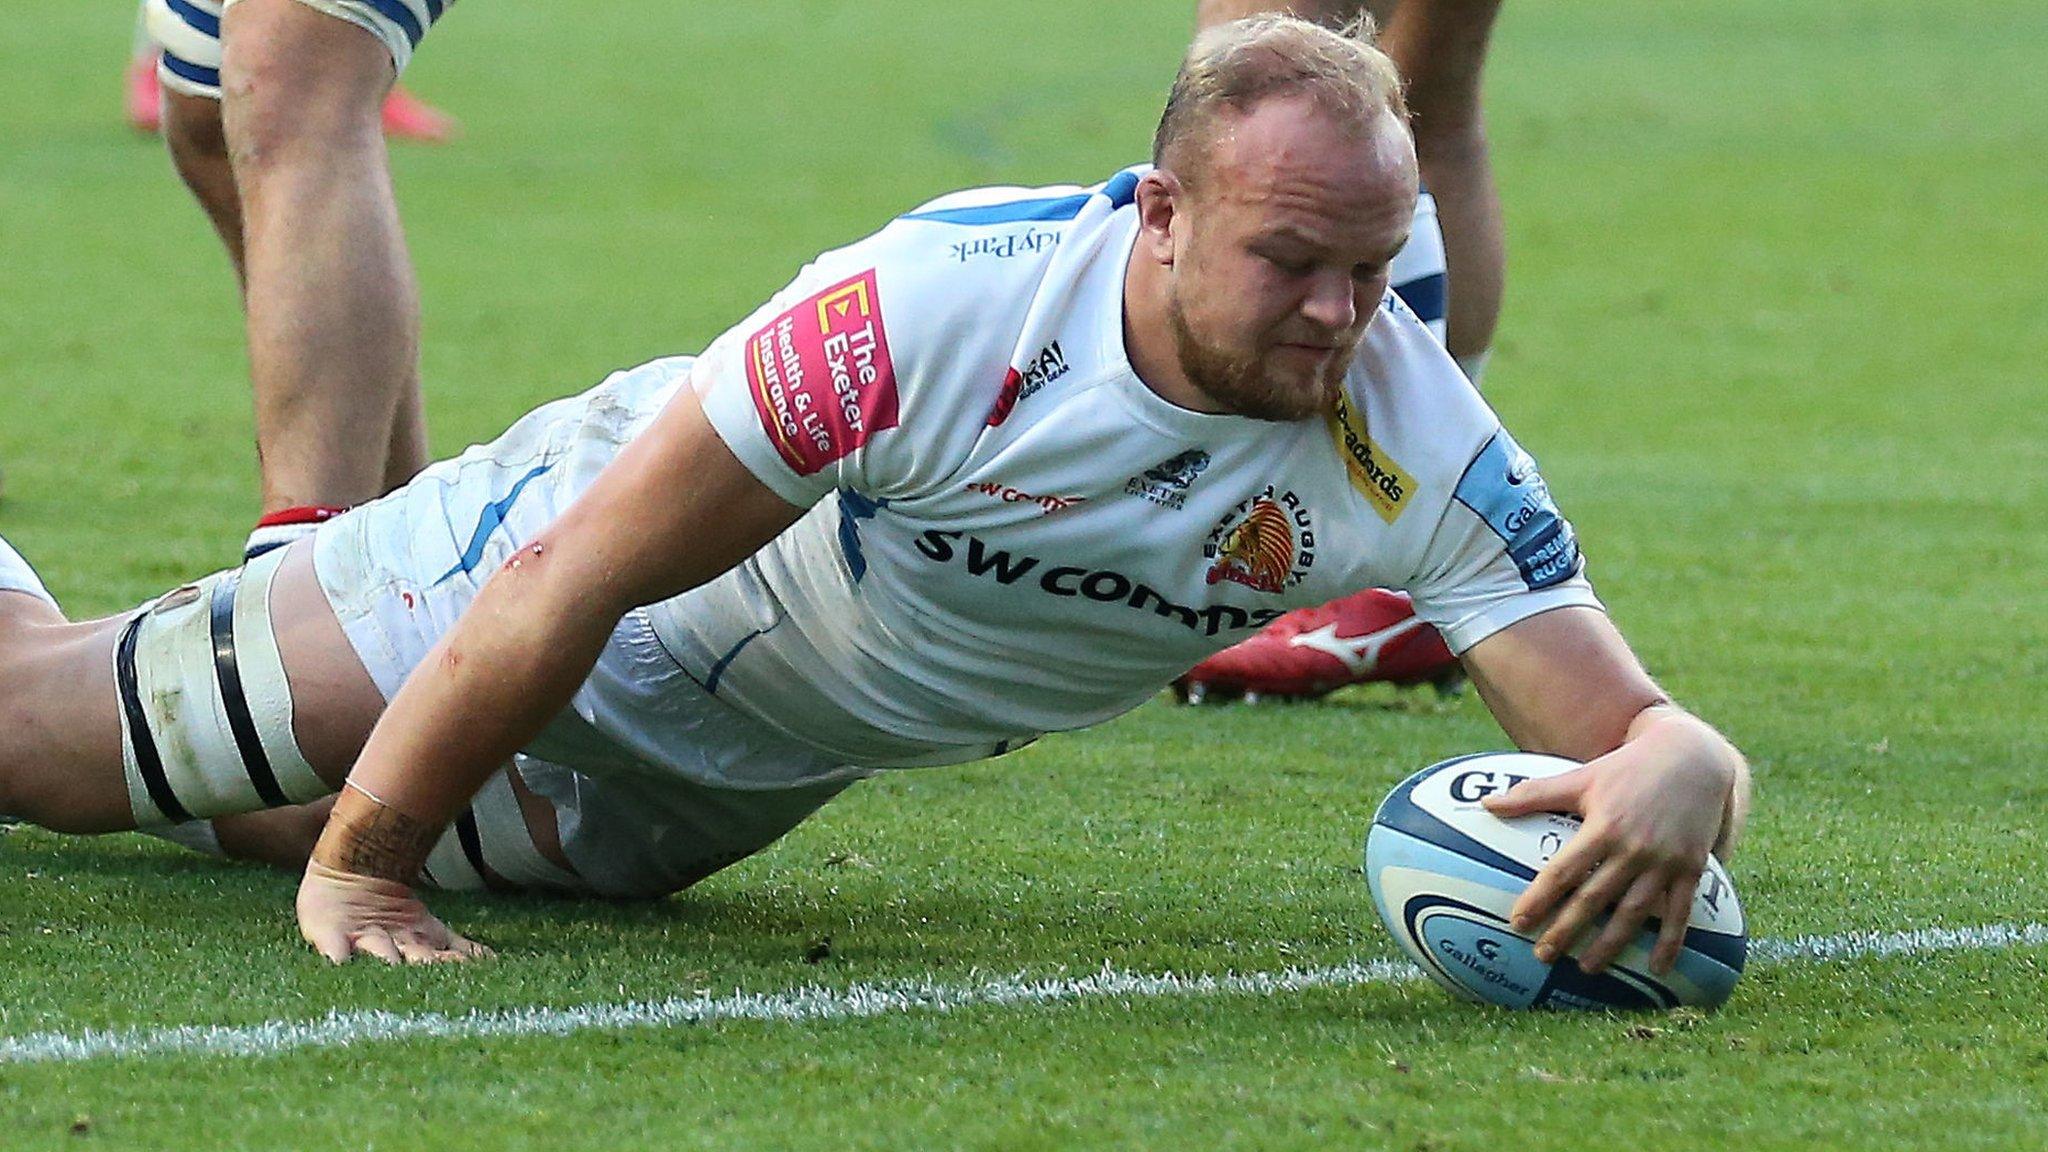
[1248,359,1344,422]
[1233,387,1332,423]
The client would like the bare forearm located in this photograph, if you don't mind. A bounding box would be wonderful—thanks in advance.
[1465,608,1750,857]
[313,782,443,880]
[1464,607,1676,759]
[319,547,623,878]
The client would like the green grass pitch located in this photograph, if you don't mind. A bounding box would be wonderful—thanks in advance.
[2,1,2044,1147]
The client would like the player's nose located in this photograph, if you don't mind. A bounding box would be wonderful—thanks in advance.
[1299,270,1358,333]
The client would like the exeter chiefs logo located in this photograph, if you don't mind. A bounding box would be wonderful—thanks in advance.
[1203,486,1316,593]
[1144,450,1209,489]
[1207,500,1294,591]
[1124,449,1212,510]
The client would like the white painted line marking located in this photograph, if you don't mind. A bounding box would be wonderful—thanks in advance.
[4,921,2041,1065]
[1750,920,2048,964]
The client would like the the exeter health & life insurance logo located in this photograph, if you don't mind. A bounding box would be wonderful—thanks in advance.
[1124,449,1211,510]
[1202,485,1317,593]
[744,269,899,476]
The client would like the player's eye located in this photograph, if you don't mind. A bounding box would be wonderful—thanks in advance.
[1259,251,1314,276]
[1352,262,1387,283]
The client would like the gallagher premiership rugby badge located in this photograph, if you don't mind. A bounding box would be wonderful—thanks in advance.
[1452,429,1582,590]
[745,269,900,475]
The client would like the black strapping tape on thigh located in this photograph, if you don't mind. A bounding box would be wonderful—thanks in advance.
[207,570,290,808]
[116,613,193,824]
[454,810,513,893]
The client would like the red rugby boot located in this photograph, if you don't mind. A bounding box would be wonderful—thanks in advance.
[380,85,459,143]
[127,58,162,133]
[1174,589,1463,704]
[126,62,455,144]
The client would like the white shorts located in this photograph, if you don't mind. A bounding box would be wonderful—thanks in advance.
[465,756,858,900]
[313,359,872,897]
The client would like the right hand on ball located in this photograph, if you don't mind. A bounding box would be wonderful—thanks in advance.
[1483,708,1742,976]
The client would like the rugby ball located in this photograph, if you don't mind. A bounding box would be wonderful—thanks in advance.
[1365,752,1746,1010]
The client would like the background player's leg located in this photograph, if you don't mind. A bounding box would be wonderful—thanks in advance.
[382,364,430,493]
[1366,0,1507,368]
[0,541,385,836]
[220,0,428,516]
[1195,1,1507,370]
[137,5,456,143]
[163,90,246,275]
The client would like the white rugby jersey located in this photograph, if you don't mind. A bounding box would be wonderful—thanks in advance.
[629,166,1599,770]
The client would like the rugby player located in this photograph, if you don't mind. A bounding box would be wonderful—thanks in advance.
[0,16,1748,973]
[142,0,455,559]
[1183,0,1510,701]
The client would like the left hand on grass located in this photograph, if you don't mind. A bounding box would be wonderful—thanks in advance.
[296,859,492,965]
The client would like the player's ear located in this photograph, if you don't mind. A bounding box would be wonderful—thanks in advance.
[1134,170,1184,267]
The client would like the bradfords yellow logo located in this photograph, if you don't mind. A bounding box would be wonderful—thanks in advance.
[1327,393,1413,524]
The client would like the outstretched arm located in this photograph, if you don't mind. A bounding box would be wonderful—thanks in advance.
[1457,605,1751,976]
[298,383,804,963]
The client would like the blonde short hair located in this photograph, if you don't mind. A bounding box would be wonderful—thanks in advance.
[1152,14,1407,184]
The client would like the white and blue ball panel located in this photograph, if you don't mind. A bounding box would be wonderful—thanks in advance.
[146,0,452,99]
[1365,754,1748,1010]
[1367,828,1746,1010]
[1374,754,1748,942]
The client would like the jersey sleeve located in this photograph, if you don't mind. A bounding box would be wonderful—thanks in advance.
[1405,425,1604,654]
[689,224,1015,510]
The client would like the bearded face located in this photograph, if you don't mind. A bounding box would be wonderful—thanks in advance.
[1151,98,1417,422]
[1166,270,1361,422]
